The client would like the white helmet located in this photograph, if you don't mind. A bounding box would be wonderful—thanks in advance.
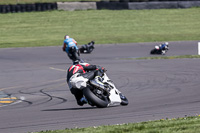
[155,46,159,49]
[64,35,70,39]
[165,42,169,46]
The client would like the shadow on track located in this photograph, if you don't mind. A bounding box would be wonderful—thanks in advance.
[42,107,97,111]
[42,105,120,111]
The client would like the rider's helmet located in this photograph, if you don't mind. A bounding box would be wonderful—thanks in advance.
[64,35,70,39]
[155,46,159,50]
[165,42,169,46]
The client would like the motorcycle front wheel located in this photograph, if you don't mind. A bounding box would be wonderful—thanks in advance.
[119,93,128,106]
[83,87,109,108]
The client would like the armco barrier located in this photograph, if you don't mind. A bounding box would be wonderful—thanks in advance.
[57,2,96,11]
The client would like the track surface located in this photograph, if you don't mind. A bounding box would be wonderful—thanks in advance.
[0,41,200,133]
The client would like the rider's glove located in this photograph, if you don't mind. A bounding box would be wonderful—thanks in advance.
[62,47,65,51]
[99,67,106,73]
[96,66,106,73]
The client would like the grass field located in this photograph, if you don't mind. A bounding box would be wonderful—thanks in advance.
[34,116,200,133]
[0,8,200,48]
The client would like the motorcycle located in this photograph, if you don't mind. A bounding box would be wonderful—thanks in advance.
[79,41,95,54]
[69,72,128,108]
[150,42,169,55]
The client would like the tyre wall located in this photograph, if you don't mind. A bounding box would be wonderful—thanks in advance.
[0,3,57,13]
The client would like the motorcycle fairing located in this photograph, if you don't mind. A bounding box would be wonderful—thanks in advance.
[69,73,88,89]
[108,89,122,106]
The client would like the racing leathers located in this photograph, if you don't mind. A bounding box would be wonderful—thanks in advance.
[62,37,80,62]
[67,62,105,106]
[159,43,168,51]
[159,42,169,55]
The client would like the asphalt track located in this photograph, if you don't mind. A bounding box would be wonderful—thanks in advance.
[0,41,200,133]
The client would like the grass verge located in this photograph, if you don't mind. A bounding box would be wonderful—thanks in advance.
[34,115,200,133]
[126,55,200,60]
[0,8,200,48]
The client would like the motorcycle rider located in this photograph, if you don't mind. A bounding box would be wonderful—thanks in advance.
[62,35,80,62]
[67,60,106,106]
[79,41,95,53]
[159,42,169,54]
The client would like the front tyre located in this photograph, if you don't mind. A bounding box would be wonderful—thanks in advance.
[119,93,128,106]
[83,87,109,108]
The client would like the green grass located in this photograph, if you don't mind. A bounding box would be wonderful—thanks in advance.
[126,55,200,60]
[34,116,200,133]
[0,8,200,48]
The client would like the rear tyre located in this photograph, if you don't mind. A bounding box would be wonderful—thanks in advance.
[83,87,109,108]
[150,49,156,54]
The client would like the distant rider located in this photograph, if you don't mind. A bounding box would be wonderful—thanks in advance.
[79,41,95,53]
[159,42,169,54]
[62,35,80,62]
[67,60,106,106]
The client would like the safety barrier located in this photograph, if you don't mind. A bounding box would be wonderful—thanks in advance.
[1,1,200,13]
[0,3,57,13]
[59,1,200,11]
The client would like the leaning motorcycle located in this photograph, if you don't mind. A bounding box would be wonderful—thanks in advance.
[150,45,167,55]
[69,72,128,108]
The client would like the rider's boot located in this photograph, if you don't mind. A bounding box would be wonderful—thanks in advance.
[162,50,166,55]
[77,97,88,106]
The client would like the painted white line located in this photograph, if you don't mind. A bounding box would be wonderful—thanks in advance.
[49,67,66,72]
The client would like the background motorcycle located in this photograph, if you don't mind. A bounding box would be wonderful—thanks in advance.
[69,72,128,108]
[150,45,168,55]
[79,41,95,54]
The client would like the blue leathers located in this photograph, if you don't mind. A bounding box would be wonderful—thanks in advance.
[62,36,80,62]
[63,38,78,53]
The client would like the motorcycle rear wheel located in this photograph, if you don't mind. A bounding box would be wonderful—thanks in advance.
[150,49,156,54]
[83,87,109,108]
